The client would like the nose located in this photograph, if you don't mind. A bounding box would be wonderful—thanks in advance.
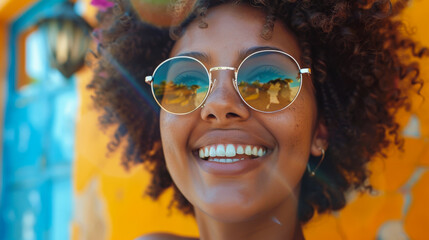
[200,70,250,123]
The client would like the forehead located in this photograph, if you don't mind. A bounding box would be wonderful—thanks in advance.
[170,3,302,62]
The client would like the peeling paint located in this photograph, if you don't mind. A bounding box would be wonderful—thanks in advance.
[402,114,421,138]
[74,178,109,240]
[378,221,409,240]
[22,211,35,240]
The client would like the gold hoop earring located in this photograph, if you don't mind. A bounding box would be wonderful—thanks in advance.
[307,148,325,176]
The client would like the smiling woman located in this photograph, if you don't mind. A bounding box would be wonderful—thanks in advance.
[159,6,323,238]
[88,0,426,239]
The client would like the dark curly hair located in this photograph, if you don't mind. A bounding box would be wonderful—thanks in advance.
[88,0,427,223]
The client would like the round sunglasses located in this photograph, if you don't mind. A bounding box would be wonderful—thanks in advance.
[145,50,311,115]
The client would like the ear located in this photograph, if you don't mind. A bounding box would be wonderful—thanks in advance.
[310,119,329,157]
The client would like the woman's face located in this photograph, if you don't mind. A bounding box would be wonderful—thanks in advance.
[160,3,327,222]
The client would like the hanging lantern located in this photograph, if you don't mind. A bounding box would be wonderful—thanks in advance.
[37,2,92,78]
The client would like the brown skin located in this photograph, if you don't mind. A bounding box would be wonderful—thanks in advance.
[155,4,328,240]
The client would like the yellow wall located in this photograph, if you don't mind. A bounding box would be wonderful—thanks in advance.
[70,1,429,240]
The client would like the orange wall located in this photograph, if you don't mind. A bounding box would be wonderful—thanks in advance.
[0,0,38,22]
[72,1,429,240]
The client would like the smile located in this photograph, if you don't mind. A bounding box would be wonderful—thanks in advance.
[198,144,267,163]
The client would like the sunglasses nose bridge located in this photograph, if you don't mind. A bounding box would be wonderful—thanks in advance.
[208,66,238,93]
[209,66,236,72]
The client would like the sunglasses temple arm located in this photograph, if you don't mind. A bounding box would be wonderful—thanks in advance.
[300,68,311,75]
[145,76,153,85]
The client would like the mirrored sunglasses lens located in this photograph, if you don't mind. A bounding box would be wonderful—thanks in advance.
[237,51,301,112]
[152,57,209,114]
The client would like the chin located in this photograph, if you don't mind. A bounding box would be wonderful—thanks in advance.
[198,203,264,223]
[194,193,284,223]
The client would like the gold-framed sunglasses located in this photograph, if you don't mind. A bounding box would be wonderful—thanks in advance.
[145,50,311,115]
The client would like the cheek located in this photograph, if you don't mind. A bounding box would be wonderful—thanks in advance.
[268,111,313,160]
[263,89,317,168]
[159,111,196,184]
[268,107,316,147]
[160,112,186,168]
[160,113,174,153]
[160,112,205,206]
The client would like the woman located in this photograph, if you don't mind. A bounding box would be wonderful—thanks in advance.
[89,0,426,239]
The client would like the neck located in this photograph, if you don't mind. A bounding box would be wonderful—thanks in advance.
[194,198,304,240]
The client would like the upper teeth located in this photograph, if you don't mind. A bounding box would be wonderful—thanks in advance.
[198,144,266,159]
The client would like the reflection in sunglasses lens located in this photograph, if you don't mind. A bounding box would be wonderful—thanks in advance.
[152,57,209,114]
[237,51,301,112]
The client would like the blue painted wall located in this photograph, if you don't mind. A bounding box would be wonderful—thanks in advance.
[1,0,77,239]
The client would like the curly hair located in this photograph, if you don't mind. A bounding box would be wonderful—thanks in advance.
[88,0,427,223]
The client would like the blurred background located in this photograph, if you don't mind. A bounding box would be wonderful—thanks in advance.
[0,0,428,239]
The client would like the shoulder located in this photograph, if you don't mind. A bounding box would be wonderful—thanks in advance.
[135,233,198,240]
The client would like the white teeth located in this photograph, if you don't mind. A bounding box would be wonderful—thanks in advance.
[245,145,252,155]
[226,144,236,157]
[236,145,244,154]
[204,147,209,157]
[199,144,267,160]
[252,146,258,156]
[216,145,226,157]
[258,148,263,157]
[210,146,216,157]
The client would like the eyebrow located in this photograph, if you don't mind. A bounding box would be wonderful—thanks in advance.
[237,46,284,63]
[175,46,284,66]
[176,51,211,64]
